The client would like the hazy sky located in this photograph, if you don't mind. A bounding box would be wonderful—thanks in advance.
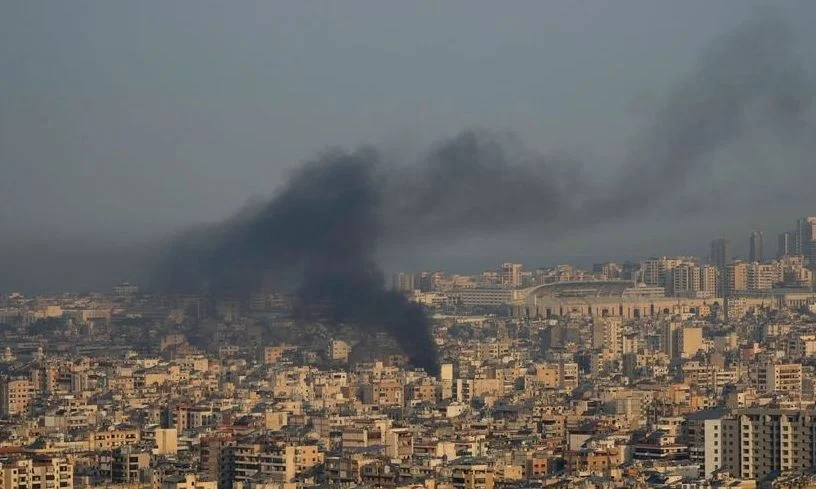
[1,1,815,291]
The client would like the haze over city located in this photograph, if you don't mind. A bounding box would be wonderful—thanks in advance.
[7,3,816,489]
[2,1,816,293]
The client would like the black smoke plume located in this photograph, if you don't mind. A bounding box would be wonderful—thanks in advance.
[154,14,812,375]
[155,148,443,374]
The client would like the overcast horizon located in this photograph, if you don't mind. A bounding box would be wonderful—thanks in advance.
[2,1,816,294]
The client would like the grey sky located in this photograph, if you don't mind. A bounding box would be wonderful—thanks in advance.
[1,1,815,291]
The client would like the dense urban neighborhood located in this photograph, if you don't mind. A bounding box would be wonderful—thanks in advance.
[3,217,816,489]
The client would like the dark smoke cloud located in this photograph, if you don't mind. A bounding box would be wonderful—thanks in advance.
[595,13,812,218]
[383,131,585,241]
[155,14,812,373]
[155,148,441,374]
[378,14,813,239]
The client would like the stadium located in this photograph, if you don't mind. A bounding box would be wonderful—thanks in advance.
[511,280,722,319]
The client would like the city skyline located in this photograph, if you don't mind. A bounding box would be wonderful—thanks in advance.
[5,2,816,488]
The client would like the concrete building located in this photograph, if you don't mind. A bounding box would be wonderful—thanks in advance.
[722,260,784,295]
[703,409,816,481]
[662,322,679,359]
[725,262,749,297]
[670,264,700,297]
[661,323,703,360]
[329,340,351,362]
[753,362,802,395]
[677,326,704,360]
[710,239,731,269]
[455,288,517,308]
[89,427,140,451]
[591,317,622,356]
[392,272,415,293]
[361,379,403,407]
[749,231,764,263]
[161,473,217,489]
[517,281,720,320]
[0,377,33,417]
[795,217,816,259]
[526,362,578,391]
[500,263,523,288]
[451,459,495,489]
[220,442,323,486]
[154,427,178,455]
[670,265,719,298]
[778,231,794,259]
[558,362,580,390]
[746,262,783,292]
[111,446,151,484]
[642,257,695,288]
[0,457,73,489]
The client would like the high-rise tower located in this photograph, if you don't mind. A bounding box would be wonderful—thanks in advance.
[749,231,764,263]
[710,238,731,268]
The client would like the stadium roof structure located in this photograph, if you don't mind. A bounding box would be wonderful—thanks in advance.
[525,280,639,299]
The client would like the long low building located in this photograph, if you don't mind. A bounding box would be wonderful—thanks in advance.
[512,281,722,320]
[452,288,528,307]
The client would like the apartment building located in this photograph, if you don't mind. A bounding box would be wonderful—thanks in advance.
[451,459,495,489]
[111,446,151,484]
[161,473,217,489]
[752,362,802,395]
[725,261,784,295]
[360,379,404,407]
[455,288,515,307]
[221,442,323,487]
[700,409,816,480]
[670,264,719,298]
[642,257,696,288]
[0,377,33,417]
[591,317,622,356]
[88,427,140,451]
[0,457,73,489]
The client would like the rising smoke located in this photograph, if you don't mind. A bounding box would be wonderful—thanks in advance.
[155,14,812,374]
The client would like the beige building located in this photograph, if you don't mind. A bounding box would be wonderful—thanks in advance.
[661,323,703,360]
[747,262,783,291]
[500,263,523,288]
[559,362,579,390]
[1,457,73,489]
[642,257,696,288]
[526,362,578,391]
[111,447,150,483]
[753,361,802,395]
[0,377,33,417]
[225,443,323,485]
[517,281,720,320]
[678,326,703,359]
[154,428,178,455]
[591,317,622,356]
[527,363,559,389]
[89,427,141,451]
[725,262,749,296]
[705,409,816,481]
[670,264,719,298]
[329,340,351,362]
[726,261,784,295]
[263,345,286,365]
[161,473,217,489]
[451,461,495,489]
[789,334,816,360]
[360,379,404,407]
[456,288,516,307]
